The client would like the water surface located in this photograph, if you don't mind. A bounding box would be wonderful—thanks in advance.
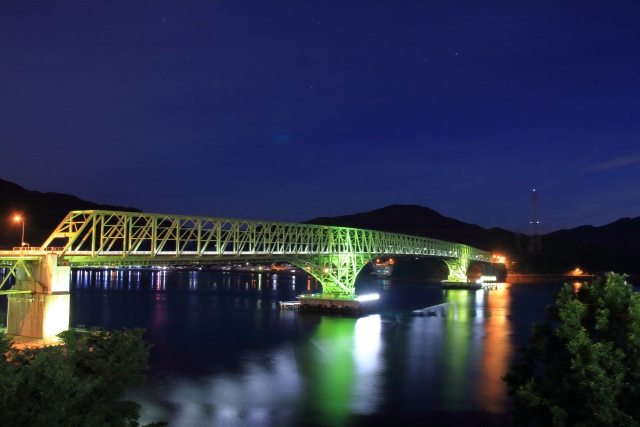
[65,270,568,426]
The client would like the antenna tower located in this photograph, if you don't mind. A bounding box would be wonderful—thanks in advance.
[528,189,542,253]
[515,227,522,253]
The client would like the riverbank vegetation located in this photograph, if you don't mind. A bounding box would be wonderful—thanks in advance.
[0,328,166,427]
[503,273,640,426]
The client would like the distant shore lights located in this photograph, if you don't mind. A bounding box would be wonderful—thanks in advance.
[492,254,506,264]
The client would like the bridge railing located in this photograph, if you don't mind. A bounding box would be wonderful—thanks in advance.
[0,247,66,256]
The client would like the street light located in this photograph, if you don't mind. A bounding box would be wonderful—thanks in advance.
[14,216,25,247]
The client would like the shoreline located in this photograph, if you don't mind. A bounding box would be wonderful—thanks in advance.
[373,274,639,286]
[505,274,595,283]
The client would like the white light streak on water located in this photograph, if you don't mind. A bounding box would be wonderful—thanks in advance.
[352,314,383,414]
[133,347,301,427]
[475,288,485,324]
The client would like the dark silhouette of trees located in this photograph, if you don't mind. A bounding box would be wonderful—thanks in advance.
[503,273,640,426]
[0,328,166,427]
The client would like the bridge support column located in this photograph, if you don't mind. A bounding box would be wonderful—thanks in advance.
[292,254,372,296]
[443,258,470,282]
[6,255,70,340]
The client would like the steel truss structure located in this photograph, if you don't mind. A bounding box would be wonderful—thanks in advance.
[0,259,36,294]
[4,210,489,295]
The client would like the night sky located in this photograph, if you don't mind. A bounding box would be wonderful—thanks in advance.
[1,1,639,233]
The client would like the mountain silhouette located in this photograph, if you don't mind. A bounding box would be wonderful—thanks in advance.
[305,204,640,277]
[547,217,640,255]
[0,178,140,248]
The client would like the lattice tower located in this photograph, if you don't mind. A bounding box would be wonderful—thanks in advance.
[515,228,522,253]
[528,189,542,253]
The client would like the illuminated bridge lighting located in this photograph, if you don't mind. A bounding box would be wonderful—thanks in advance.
[355,294,380,302]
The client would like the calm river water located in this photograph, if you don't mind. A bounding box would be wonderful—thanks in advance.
[65,270,572,426]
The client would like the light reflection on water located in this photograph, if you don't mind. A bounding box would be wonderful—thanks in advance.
[129,313,384,427]
[477,287,511,413]
[66,271,561,426]
[136,347,303,427]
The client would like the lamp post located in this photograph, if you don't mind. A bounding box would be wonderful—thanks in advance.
[14,216,25,247]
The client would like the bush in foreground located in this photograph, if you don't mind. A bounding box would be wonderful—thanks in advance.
[0,328,166,427]
[503,273,640,426]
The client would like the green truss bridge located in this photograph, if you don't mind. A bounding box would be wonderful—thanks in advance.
[0,210,492,339]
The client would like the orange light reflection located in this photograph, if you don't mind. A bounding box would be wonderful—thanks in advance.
[478,285,512,413]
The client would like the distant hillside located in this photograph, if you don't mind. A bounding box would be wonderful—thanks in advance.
[546,217,640,255]
[305,205,517,253]
[305,205,640,277]
[306,204,485,245]
[0,178,140,248]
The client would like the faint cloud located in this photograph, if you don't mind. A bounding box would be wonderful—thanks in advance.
[540,174,580,189]
[542,150,640,189]
[583,151,640,172]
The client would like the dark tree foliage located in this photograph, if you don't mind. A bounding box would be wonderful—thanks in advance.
[503,273,640,427]
[0,328,167,427]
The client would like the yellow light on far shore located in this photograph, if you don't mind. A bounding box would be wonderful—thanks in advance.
[491,254,506,264]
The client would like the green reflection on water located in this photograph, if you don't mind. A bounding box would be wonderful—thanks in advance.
[292,288,510,422]
[306,316,357,426]
[442,289,478,411]
[299,314,383,425]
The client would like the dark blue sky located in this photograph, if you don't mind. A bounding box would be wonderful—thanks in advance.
[1,1,639,232]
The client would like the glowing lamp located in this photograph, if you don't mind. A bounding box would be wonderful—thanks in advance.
[13,215,26,246]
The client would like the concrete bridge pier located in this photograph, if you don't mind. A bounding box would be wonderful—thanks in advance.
[443,258,470,282]
[292,254,372,296]
[291,254,379,309]
[6,254,70,339]
[480,263,499,282]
